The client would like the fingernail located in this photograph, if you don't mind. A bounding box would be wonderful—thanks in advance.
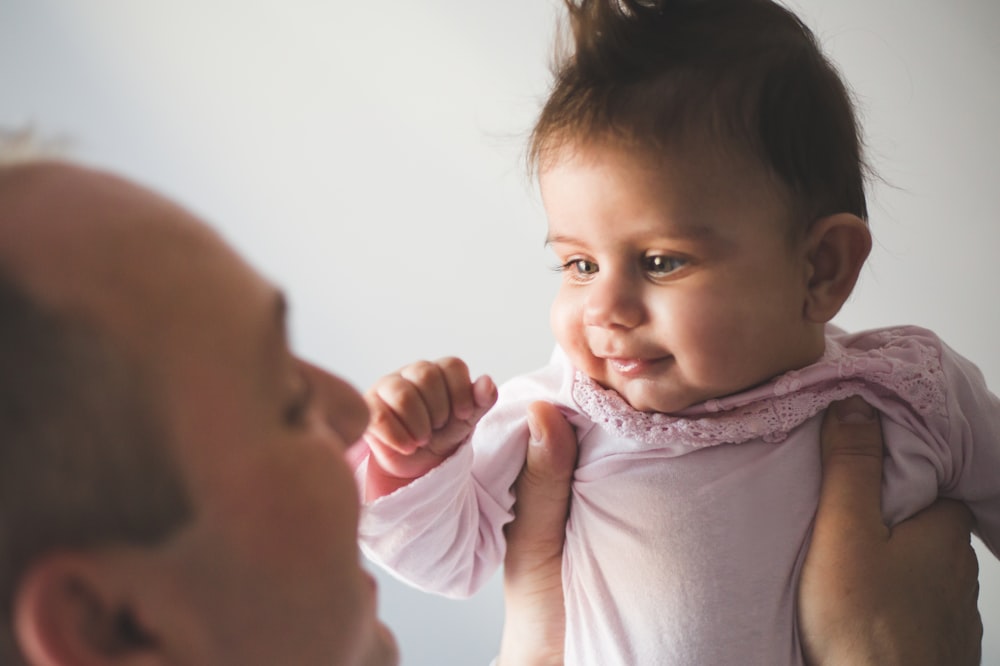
[832,396,876,423]
[527,412,542,447]
[473,375,497,408]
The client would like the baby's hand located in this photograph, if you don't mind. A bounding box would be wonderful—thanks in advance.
[363,357,497,495]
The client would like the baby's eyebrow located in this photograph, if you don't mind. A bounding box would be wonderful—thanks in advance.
[545,223,720,247]
[544,233,577,246]
[667,223,719,241]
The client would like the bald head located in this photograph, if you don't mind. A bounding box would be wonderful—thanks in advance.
[0,162,240,359]
[0,162,194,665]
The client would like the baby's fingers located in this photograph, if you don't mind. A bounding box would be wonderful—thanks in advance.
[437,356,479,421]
[470,374,498,420]
[365,373,436,452]
[401,360,459,429]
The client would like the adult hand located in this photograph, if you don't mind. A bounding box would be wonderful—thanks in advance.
[498,401,577,666]
[798,396,983,665]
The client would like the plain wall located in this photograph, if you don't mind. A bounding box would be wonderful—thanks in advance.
[2,1,997,663]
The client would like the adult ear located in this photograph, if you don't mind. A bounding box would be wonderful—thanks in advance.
[13,552,161,666]
[802,213,872,323]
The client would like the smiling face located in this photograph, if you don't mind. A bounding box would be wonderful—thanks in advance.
[541,142,827,414]
[1,163,398,666]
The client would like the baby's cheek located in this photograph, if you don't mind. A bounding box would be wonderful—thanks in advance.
[549,294,579,348]
[666,302,740,379]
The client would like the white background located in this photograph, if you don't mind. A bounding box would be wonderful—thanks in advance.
[2,1,997,663]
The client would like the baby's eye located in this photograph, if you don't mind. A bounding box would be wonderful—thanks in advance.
[554,258,599,277]
[643,255,686,276]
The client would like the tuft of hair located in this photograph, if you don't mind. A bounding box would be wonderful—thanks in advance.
[0,268,192,665]
[530,0,869,225]
[0,126,73,167]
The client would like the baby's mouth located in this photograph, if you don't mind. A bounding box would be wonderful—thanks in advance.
[609,358,642,373]
[605,356,670,376]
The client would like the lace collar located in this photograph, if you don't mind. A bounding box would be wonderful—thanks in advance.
[571,328,947,450]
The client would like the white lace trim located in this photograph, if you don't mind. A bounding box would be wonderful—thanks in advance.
[571,329,947,449]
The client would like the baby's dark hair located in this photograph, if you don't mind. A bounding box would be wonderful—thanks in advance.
[530,0,868,227]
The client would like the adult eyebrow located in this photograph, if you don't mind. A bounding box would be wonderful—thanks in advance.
[263,289,291,362]
[260,290,292,394]
[273,291,289,337]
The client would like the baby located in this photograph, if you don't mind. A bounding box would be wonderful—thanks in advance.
[354,1,1000,663]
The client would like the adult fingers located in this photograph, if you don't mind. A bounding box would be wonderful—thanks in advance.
[892,498,975,553]
[892,498,980,626]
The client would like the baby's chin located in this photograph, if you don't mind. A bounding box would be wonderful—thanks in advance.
[627,395,700,415]
[613,378,708,415]
[624,372,788,414]
[578,355,723,414]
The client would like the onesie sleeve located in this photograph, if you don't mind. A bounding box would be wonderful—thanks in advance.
[938,340,1000,558]
[355,353,574,598]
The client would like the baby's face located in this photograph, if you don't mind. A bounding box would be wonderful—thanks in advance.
[541,142,826,414]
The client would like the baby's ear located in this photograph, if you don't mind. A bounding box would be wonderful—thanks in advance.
[802,213,871,323]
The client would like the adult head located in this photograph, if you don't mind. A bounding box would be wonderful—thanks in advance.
[0,160,397,665]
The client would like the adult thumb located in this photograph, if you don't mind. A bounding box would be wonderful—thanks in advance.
[504,401,578,571]
[812,396,887,549]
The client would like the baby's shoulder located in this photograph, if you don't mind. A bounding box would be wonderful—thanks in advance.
[832,323,997,418]
[831,323,944,355]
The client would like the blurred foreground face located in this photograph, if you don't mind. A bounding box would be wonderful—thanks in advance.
[3,163,398,665]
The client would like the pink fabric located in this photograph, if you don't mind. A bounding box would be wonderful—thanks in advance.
[357,326,1000,664]
[571,326,947,450]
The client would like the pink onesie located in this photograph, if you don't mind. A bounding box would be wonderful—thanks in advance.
[356,326,1000,664]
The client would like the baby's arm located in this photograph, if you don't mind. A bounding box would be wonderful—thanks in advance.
[359,355,568,597]
[362,357,497,501]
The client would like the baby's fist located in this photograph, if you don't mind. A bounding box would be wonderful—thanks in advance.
[363,357,497,498]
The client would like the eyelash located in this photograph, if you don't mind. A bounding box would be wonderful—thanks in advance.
[553,258,598,276]
[552,255,688,280]
[643,255,687,275]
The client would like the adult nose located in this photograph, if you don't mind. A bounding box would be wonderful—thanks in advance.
[582,270,644,329]
[302,360,370,446]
